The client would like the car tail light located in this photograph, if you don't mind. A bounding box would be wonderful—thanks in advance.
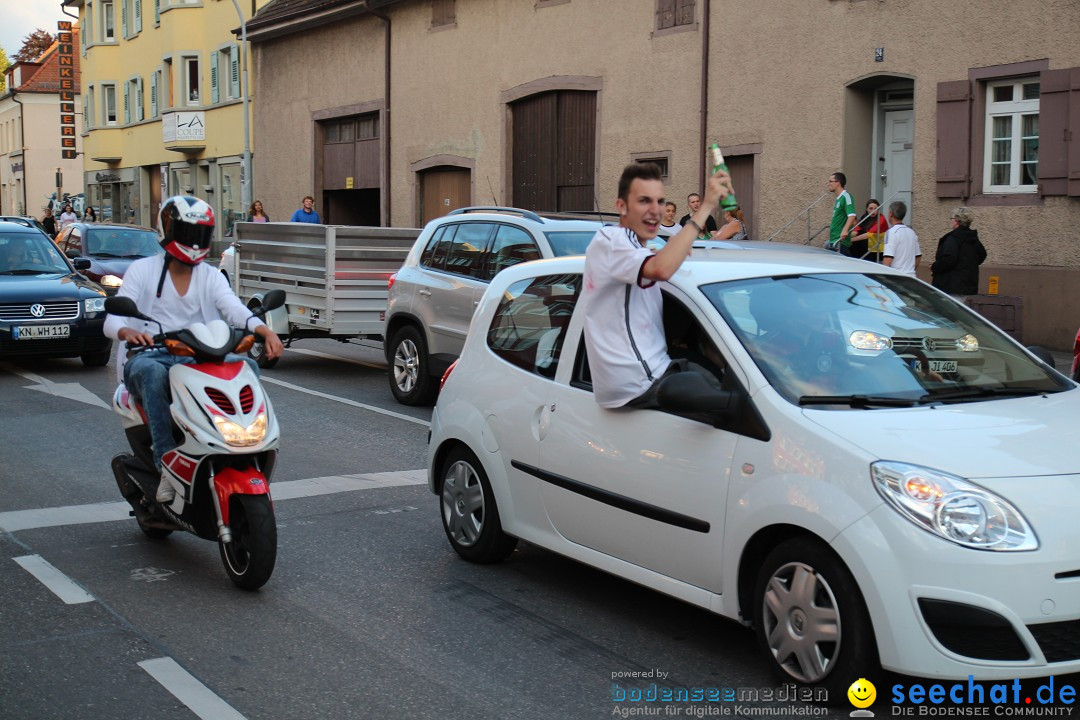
[387,272,397,292]
[440,359,459,390]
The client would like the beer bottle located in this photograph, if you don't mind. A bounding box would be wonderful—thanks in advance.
[709,143,739,212]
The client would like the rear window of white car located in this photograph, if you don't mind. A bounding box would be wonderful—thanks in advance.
[487,273,580,379]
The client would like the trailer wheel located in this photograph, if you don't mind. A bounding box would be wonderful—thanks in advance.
[389,325,436,405]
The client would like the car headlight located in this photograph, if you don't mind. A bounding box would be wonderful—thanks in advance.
[84,297,106,314]
[850,330,893,351]
[872,461,1037,551]
[212,412,267,447]
[956,333,979,352]
[100,274,123,287]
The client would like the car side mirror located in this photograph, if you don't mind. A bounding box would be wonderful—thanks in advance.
[657,370,739,421]
[73,258,91,270]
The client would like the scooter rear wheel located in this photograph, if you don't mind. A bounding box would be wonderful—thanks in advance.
[219,494,277,591]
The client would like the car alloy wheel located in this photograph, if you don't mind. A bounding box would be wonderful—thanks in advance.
[394,336,420,395]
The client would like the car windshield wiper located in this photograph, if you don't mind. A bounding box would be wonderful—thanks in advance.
[92,252,124,258]
[918,386,1050,404]
[0,268,59,275]
[798,394,919,408]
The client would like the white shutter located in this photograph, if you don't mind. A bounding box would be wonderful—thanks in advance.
[154,0,160,25]
[123,83,130,124]
[230,44,240,100]
[151,77,157,117]
[135,0,142,33]
[83,94,90,129]
[121,0,128,37]
[137,77,144,121]
[210,51,219,104]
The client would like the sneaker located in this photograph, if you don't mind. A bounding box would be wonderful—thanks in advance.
[155,473,176,503]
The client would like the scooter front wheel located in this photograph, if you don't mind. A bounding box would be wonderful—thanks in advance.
[219,494,277,591]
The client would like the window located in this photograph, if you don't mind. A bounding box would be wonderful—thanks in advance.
[182,56,200,106]
[485,225,540,280]
[432,0,456,28]
[487,273,580,379]
[103,84,117,125]
[445,223,492,277]
[656,0,695,31]
[983,79,1039,193]
[634,155,670,179]
[324,118,355,144]
[102,0,116,41]
[421,225,454,269]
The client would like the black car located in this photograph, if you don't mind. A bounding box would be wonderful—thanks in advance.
[55,223,163,295]
[0,221,112,366]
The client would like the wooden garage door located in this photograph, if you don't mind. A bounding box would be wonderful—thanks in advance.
[420,167,471,225]
[512,91,596,212]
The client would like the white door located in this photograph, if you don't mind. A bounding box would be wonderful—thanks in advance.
[883,109,914,222]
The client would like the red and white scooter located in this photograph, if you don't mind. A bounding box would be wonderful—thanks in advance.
[106,290,285,590]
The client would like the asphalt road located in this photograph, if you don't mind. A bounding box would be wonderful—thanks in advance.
[2,343,1076,719]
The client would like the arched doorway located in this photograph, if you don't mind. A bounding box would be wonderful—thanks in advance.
[844,74,916,222]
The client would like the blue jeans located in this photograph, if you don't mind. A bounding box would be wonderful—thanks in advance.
[124,349,259,469]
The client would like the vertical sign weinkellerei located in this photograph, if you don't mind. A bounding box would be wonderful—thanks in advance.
[57,21,77,160]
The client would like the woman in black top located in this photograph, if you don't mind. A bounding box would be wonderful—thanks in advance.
[931,207,987,296]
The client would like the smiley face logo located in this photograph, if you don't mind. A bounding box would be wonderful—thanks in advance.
[848,678,876,709]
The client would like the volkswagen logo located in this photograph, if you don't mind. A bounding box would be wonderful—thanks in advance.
[30,304,46,318]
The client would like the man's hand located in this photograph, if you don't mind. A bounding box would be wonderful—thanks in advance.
[257,328,285,360]
[117,327,155,346]
[702,169,733,209]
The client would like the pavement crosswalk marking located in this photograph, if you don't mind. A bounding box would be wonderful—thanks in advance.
[13,554,95,604]
[139,657,247,720]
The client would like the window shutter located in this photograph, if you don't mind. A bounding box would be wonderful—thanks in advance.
[135,0,142,33]
[210,51,219,104]
[230,44,240,100]
[124,83,130,124]
[657,0,675,30]
[1038,67,1080,197]
[83,94,90,129]
[137,77,144,121]
[122,0,128,37]
[154,0,160,25]
[676,0,695,26]
[936,80,972,198]
[151,76,157,117]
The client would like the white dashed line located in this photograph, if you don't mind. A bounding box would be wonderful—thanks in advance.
[259,376,430,427]
[138,657,247,720]
[13,554,95,604]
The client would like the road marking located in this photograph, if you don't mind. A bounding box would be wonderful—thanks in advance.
[1,363,110,409]
[260,376,430,427]
[0,469,428,532]
[285,346,384,369]
[138,657,247,720]
[13,554,95,604]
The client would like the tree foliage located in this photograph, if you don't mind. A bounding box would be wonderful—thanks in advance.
[14,29,56,63]
[0,47,9,94]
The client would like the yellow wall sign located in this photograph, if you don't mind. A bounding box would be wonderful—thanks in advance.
[345,177,354,189]
[988,275,999,295]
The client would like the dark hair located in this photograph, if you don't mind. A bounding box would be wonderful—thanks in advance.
[665,201,677,210]
[865,199,880,211]
[831,172,847,188]
[618,163,663,201]
[687,192,702,202]
[889,201,908,222]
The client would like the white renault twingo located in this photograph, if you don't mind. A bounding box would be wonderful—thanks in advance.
[427,245,1079,697]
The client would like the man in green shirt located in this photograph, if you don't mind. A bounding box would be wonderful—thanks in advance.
[827,172,857,253]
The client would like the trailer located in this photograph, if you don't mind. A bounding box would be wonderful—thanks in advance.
[220,222,419,367]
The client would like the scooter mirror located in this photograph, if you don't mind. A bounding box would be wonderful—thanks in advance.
[104,296,142,318]
[261,289,287,312]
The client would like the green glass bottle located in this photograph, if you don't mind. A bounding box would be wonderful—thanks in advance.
[709,143,739,212]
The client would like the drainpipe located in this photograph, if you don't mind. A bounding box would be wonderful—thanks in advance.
[698,0,710,189]
[362,1,391,225]
[12,90,29,215]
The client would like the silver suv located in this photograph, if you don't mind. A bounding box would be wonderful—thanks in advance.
[385,206,609,405]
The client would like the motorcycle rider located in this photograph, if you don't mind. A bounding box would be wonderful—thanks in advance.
[104,196,284,503]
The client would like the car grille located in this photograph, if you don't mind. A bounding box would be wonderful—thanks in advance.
[891,336,958,352]
[1028,619,1080,663]
[0,301,80,321]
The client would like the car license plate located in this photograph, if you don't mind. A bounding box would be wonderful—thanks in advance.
[14,324,71,340]
[910,359,958,373]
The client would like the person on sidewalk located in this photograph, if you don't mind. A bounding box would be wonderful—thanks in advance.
[104,196,284,503]
[931,206,987,296]
[882,201,921,277]
[289,195,321,223]
[826,172,857,253]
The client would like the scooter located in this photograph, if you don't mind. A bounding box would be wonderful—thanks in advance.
[106,290,286,590]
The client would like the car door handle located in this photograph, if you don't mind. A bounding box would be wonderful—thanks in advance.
[419,289,432,297]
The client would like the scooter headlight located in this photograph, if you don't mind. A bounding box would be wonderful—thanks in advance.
[212,412,267,447]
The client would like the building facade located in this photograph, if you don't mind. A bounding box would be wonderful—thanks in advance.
[0,26,85,219]
[65,0,270,244]
[247,0,1078,348]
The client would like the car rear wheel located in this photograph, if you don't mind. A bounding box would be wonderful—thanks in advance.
[388,325,436,405]
[753,537,878,700]
[439,446,517,563]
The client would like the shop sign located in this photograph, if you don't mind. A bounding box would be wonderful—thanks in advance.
[57,21,77,159]
[163,112,206,143]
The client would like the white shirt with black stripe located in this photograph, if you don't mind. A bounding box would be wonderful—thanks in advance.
[581,225,672,408]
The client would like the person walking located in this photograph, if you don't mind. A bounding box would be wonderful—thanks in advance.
[84,205,98,223]
[41,207,57,238]
[826,172,857,253]
[882,201,921,277]
[289,195,321,224]
[247,200,270,222]
[931,207,987,296]
[59,203,77,231]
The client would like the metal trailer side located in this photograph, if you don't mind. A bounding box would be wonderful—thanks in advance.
[230,222,418,347]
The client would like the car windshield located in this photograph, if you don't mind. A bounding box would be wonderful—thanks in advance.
[544,230,599,257]
[85,228,163,257]
[702,273,1070,407]
[0,232,72,274]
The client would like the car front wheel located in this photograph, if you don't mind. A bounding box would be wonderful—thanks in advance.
[388,325,436,405]
[753,537,878,699]
[439,446,517,563]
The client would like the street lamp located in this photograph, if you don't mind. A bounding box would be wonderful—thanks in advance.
[228,0,252,212]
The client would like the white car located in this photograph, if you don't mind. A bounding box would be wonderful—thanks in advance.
[427,246,1078,697]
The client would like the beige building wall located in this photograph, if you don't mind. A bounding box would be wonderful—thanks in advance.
[0,94,86,216]
[250,0,1080,348]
